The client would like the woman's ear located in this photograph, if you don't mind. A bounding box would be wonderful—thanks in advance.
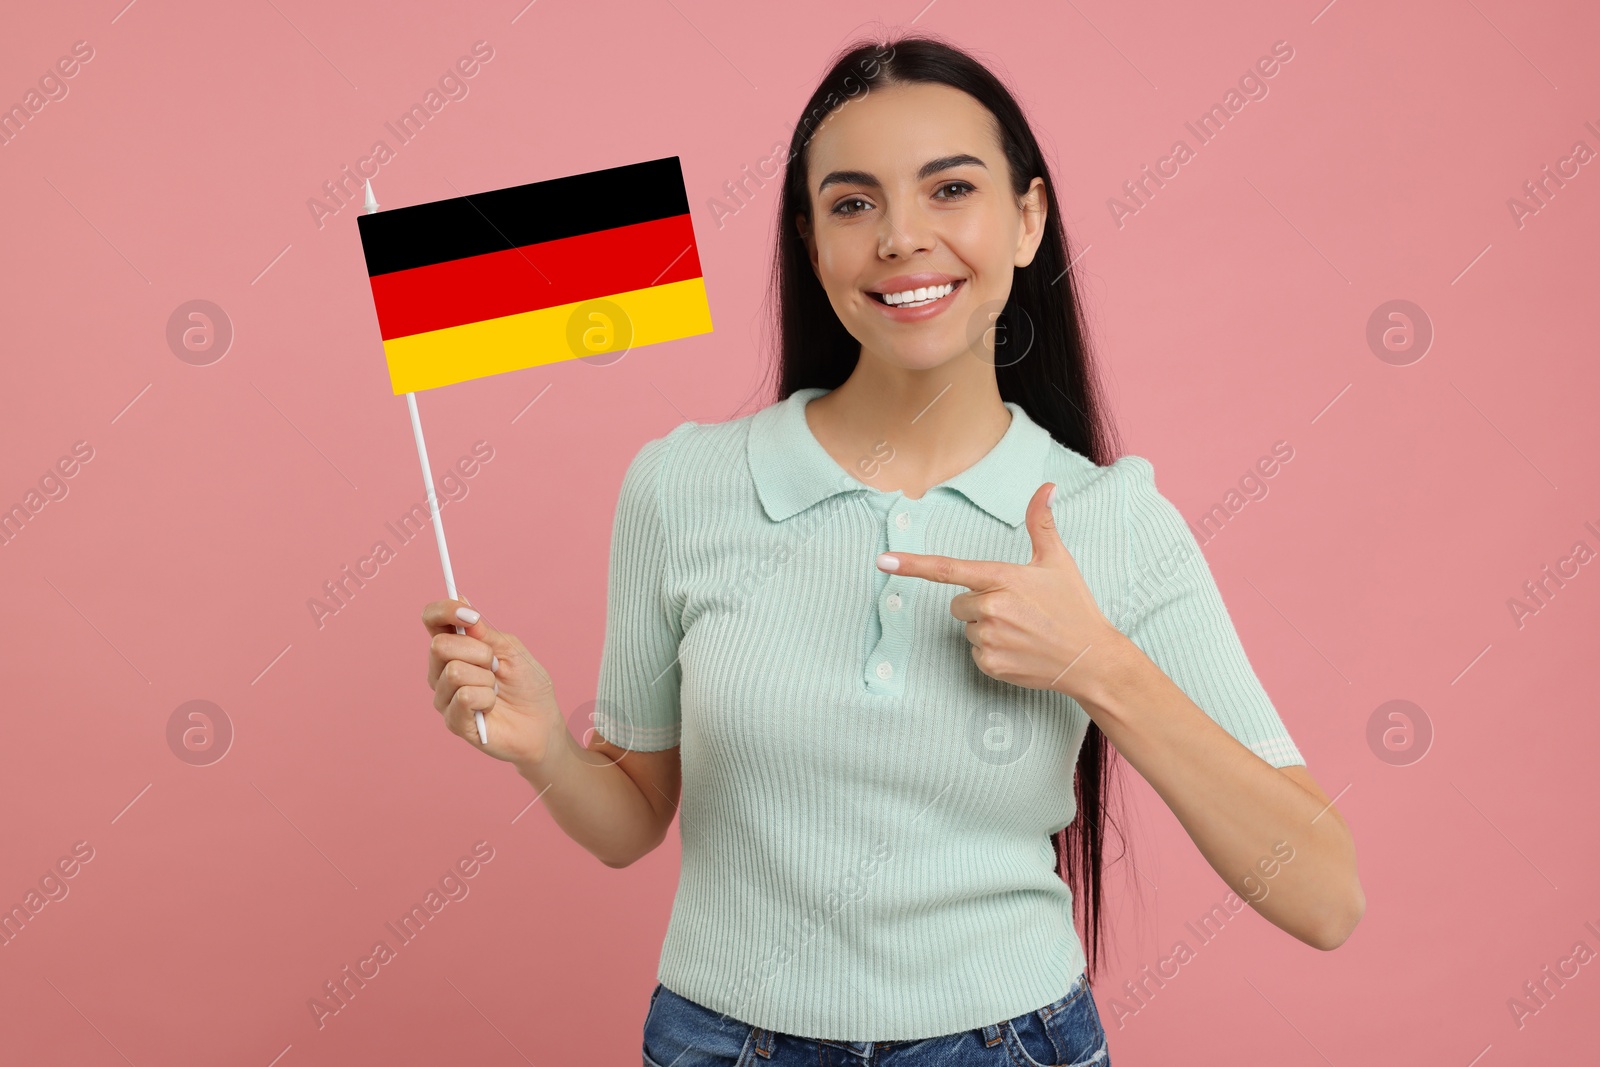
[796,215,822,280]
[1014,178,1048,269]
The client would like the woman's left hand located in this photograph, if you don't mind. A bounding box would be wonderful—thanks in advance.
[876,482,1125,702]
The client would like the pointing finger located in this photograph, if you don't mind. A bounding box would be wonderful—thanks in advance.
[877,551,1005,590]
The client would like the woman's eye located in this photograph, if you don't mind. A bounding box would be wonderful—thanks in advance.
[831,182,971,217]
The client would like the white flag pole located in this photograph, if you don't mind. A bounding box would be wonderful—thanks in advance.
[366,179,490,746]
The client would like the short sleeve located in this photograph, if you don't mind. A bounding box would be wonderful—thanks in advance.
[590,428,687,752]
[1115,455,1305,768]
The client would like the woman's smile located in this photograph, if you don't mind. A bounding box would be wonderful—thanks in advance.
[864,276,967,322]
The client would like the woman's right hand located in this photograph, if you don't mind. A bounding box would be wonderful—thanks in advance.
[422,597,566,769]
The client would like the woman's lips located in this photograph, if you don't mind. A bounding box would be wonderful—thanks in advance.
[867,279,965,322]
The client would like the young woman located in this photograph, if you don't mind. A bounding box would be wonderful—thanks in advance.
[423,34,1363,1067]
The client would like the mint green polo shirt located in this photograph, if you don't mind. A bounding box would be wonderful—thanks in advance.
[593,386,1304,1041]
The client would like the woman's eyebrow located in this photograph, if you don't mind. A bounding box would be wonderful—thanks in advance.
[816,154,988,194]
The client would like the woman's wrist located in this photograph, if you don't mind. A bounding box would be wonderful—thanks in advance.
[513,714,574,785]
[1050,627,1146,717]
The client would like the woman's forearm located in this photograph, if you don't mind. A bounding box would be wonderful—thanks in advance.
[1068,636,1363,949]
[514,727,669,869]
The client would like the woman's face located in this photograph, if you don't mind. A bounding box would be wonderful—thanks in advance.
[799,80,1047,374]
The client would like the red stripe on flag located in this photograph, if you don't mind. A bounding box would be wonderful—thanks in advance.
[368,214,704,340]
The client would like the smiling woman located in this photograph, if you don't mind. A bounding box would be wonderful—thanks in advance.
[793,80,1055,387]
[422,30,1362,1067]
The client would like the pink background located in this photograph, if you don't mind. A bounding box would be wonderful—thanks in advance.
[2,0,1597,1063]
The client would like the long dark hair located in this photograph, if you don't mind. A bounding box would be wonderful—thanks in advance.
[760,33,1132,984]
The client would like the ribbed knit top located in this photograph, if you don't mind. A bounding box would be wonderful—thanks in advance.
[593,386,1304,1041]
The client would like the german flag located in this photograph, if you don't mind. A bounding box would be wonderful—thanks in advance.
[356,156,712,394]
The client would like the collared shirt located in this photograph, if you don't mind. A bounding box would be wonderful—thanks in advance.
[594,386,1304,1041]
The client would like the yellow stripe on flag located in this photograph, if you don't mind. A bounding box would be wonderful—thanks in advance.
[381,277,713,394]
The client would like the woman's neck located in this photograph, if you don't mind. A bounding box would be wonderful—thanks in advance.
[803,359,1012,499]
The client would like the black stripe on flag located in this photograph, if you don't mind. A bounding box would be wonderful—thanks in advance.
[356,155,692,277]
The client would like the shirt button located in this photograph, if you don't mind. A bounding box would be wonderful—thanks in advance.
[886,593,902,611]
[875,661,893,680]
[895,511,911,530]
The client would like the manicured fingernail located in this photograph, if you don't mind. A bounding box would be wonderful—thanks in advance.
[1047,484,1058,507]
[456,606,480,624]
[493,680,499,695]
[877,553,899,572]
[491,654,499,673]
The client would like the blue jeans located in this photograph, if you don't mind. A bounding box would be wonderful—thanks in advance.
[642,970,1111,1066]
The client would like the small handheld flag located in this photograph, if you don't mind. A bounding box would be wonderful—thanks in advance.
[356,155,713,393]
[354,159,713,747]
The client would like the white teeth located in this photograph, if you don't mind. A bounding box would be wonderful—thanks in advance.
[878,282,956,306]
